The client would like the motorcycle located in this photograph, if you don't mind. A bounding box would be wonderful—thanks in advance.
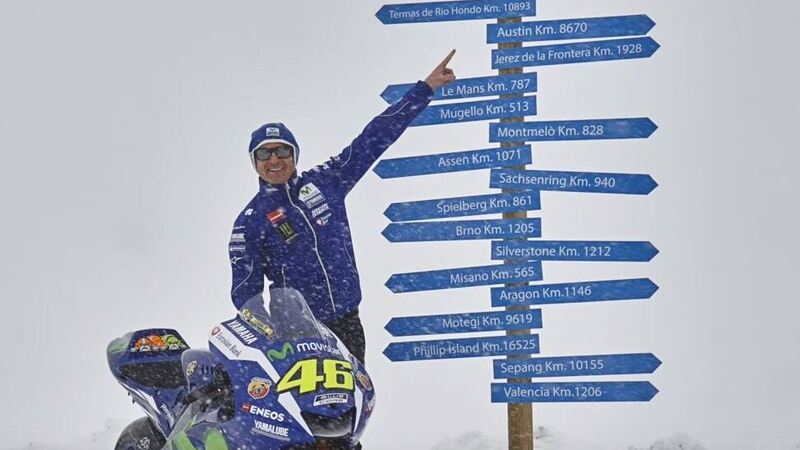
[107,288,376,449]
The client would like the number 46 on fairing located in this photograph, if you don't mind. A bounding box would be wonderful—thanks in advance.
[276,359,355,394]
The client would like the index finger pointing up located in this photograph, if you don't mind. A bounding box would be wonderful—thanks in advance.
[438,49,456,69]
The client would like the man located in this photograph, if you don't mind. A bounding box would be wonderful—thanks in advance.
[229,51,456,363]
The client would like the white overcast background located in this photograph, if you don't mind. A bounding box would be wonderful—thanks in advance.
[1,1,798,449]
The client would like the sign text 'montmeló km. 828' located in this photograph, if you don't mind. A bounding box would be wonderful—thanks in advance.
[492,240,659,262]
[384,191,540,222]
[385,261,542,293]
[374,146,531,178]
[384,334,540,361]
[491,278,658,307]
[376,0,535,25]
[381,73,537,104]
[492,36,659,69]
[487,14,655,43]
[490,169,657,195]
[490,118,657,142]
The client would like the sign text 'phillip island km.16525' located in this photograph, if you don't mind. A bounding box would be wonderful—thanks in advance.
[384,334,540,361]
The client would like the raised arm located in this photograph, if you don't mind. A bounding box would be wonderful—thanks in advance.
[321,50,457,194]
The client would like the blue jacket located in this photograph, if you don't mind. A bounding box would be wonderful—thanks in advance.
[230,81,432,322]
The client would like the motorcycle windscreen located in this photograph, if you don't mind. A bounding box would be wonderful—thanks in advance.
[238,288,324,342]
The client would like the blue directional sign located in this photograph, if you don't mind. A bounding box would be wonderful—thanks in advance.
[385,191,540,222]
[492,36,659,69]
[492,240,659,262]
[487,15,655,44]
[384,334,540,361]
[376,0,536,25]
[383,218,541,242]
[490,169,657,195]
[491,381,658,402]
[490,118,657,142]
[494,353,661,378]
[386,262,542,293]
[386,309,542,336]
[382,73,538,104]
[491,278,658,307]
[374,146,531,179]
[410,97,535,127]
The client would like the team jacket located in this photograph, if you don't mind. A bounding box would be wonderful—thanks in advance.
[229,81,433,323]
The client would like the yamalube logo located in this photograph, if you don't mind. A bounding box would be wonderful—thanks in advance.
[265,127,280,137]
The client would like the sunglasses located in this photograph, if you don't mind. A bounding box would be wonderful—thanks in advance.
[254,144,293,161]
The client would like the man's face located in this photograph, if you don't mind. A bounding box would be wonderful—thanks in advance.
[254,142,295,185]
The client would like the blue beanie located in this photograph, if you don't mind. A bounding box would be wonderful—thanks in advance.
[248,122,300,165]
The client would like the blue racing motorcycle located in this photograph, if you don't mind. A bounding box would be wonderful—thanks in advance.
[107,288,376,449]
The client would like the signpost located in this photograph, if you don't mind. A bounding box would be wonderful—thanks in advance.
[374,145,532,178]
[494,353,661,378]
[490,118,658,142]
[382,218,541,242]
[386,309,543,336]
[385,261,542,293]
[490,169,658,194]
[491,278,659,307]
[492,37,660,68]
[384,334,540,361]
[376,0,536,25]
[491,240,659,262]
[381,73,537,103]
[487,15,655,43]
[375,3,661,449]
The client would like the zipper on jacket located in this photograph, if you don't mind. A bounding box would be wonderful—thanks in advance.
[284,183,337,315]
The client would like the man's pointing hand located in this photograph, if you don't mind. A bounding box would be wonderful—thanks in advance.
[424,49,457,90]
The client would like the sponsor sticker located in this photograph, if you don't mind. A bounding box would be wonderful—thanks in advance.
[248,377,273,400]
[316,213,332,227]
[242,402,285,422]
[265,127,280,137]
[252,420,290,441]
[230,232,245,243]
[313,393,349,406]
[365,396,376,415]
[298,183,321,202]
[311,203,330,218]
[229,245,246,253]
[137,436,152,449]
[267,208,286,225]
[356,371,372,391]
[186,361,198,377]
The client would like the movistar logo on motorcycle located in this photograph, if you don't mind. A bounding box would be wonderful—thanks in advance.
[295,341,341,355]
[266,342,294,361]
[225,320,258,345]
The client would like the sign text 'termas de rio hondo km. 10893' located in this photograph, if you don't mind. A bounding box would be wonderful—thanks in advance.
[374,0,661,407]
